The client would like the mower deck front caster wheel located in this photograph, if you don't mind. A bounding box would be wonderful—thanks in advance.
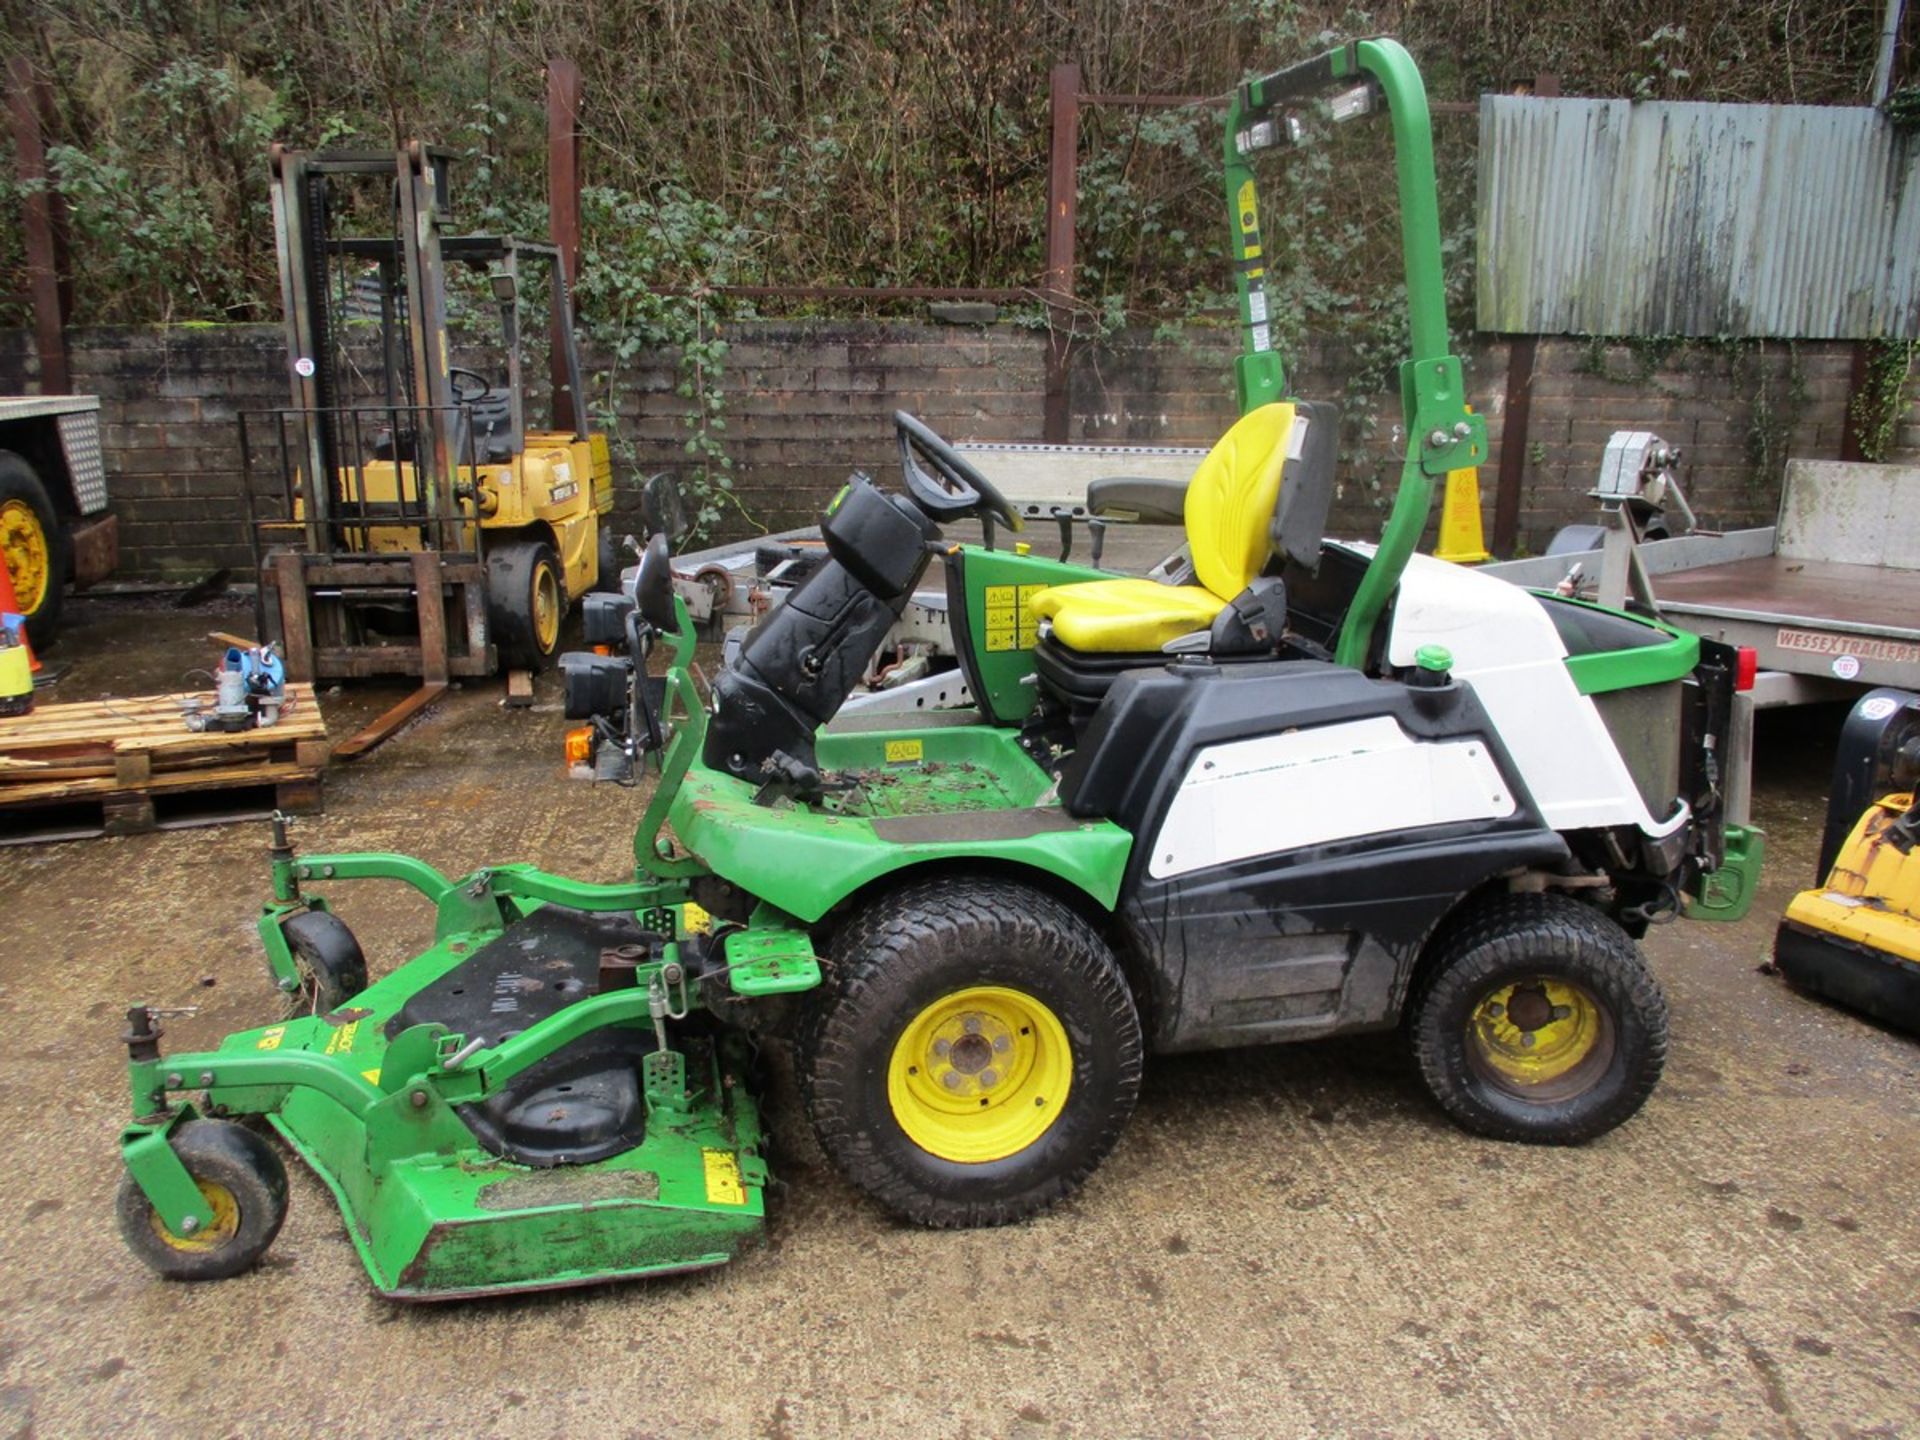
[799,876,1143,1228]
[116,1119,289,1282]
[1408,893,1668,1144]
[280,909,368,1018]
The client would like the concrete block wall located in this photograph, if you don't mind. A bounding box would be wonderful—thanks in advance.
[1,321,1914,580]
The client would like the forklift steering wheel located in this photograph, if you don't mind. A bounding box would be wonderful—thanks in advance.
[894,411,1021,532]
[448,367,493,403]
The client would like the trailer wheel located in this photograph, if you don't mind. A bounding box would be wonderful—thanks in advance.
[1408,893,1668,1144]
[799,876,1142,1227]
[116,1120,289,1282]
[0,450,68,651]
[487,539,565,670]
[280,909,368,1017]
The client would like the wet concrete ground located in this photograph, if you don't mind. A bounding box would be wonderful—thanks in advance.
[0,596,1915,1438]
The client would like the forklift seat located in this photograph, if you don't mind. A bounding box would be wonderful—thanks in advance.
[1028,403,1295,652]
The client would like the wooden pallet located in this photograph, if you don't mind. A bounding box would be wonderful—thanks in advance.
[0,684,329,844]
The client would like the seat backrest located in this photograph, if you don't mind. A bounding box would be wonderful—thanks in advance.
[1183,402,1294,600]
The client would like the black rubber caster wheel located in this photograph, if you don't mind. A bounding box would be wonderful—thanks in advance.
[116,1119,290,1282]
[281,908,368,1017]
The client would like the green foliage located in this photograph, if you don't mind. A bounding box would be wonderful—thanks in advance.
[1848,339,1918,463]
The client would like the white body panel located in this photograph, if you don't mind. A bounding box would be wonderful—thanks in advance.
[1363,546,1687,838]
[1148,716,1517,881]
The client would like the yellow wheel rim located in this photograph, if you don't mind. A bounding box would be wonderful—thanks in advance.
[533,562,561,652]
[0,498,49,614]
[148,1179,241,1253]
[1467,978,1614,1100]
[887,986,1071,1163]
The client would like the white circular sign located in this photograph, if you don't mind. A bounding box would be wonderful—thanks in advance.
[293,356,316,378]
[1860,696,1898,721]
[1831,654,1861,681]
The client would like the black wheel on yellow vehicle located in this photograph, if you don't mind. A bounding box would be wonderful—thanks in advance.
[116,1119,289,1282]
[1408,893,1668,1144]
[280,908,368,1018]
[0,451,68,651]
[799,876,1143,1227]
[487,538,565,670]
[594,526,623,594]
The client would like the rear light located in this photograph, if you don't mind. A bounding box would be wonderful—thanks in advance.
[564,725,593,767]
[1734,646,1758,692]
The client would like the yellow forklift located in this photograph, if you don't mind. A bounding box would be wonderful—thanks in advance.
[1776,688,1920,1031]
[243,143,613,736]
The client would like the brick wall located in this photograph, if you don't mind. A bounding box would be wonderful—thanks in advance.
[0,321,1914,580]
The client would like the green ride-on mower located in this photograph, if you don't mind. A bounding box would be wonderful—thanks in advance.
[113,38,1760,1300]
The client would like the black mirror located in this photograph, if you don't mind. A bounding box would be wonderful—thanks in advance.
[636,532,676,632]
[642,472,690,544]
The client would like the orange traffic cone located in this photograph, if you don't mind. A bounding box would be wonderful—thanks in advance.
[0,547,40,673]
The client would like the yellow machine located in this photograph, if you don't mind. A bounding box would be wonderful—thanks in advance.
[1775,689,1920,1031]
[245,144,613,681]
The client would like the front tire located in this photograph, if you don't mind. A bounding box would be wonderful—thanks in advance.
[1408,893,1668,1144]
[487,539,565,671]
[116,1119,289,1281]
[0,450,68,651]
[799,876,1143,1227]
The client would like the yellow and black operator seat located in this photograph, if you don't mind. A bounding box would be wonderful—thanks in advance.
[1030,399,1339,724]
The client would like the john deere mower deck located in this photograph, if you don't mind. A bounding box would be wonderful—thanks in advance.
[116,37,1760,1300]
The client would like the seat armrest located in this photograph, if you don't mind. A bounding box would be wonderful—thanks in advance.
[1085,476,1188,526]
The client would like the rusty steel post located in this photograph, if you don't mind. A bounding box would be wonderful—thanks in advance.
[8,57,70,395]
[1489,74,1558,557]
[1043,62,1080,444]
[547,57,584,432]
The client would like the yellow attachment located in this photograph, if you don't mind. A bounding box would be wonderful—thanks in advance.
[1028,402,1293,653]
[0,498,50,613]
[1434,405,1490,564]
[149,1179,240,1253]
[1784,795,1920,964]
[887,985,1072,1163]
[1467,978,1612,1098]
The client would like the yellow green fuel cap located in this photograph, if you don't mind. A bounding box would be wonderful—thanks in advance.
[1415,644,1453,672]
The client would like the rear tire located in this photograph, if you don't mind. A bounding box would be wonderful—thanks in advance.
[116,1119,289,1281]
[0,451,68,651]
[799,876,1142,1227]
[487,539,565,671]
[1408,893,1667,1144]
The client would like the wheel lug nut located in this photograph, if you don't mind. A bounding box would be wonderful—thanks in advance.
[1550,1005,1571,1021]
[1486,1003,1504,1019]
[979,1069,998,1088]
[962,1016,982,1035]
[993,1034,1011,1053]
[1521,1033,1536,1047]
[942,1072,963,1091]
[932,1038,951,1057]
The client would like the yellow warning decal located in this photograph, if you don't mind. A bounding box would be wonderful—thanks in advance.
[323,1020,360,1056]
[681,901,713,935]
[255,1026,286,1052]
[1237,179,1260,236]
[702,1148,746,1206]
[361,1068,382,1085]
[885,739,924,764]
[982,584,1048,652]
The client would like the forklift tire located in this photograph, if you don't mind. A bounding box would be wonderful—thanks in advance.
[0,451,69,652]
[594,528,623,594]
[1408,893,1668,1144]
[116,1119,289,1282]
[487,539,565,671]
[280,909,369,1018]
[799,876,1143,1227]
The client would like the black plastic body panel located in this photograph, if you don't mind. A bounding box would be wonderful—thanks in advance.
[1065,659,1568,1052]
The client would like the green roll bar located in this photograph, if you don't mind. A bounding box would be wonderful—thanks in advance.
[1222,37,1487,669]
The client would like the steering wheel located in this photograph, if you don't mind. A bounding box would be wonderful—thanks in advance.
[448,366,493,403]
[894,412,1021,532]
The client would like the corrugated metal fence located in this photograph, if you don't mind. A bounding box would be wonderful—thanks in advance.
[1477,96,1920,339]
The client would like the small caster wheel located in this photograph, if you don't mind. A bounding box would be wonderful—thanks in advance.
[116,1119,289,1281]
[281,909,368,1017]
